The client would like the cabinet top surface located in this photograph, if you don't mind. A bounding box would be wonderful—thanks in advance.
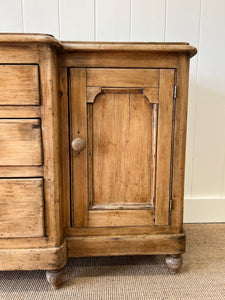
[0,33,197,57]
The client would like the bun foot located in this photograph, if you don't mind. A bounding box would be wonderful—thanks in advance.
[165,255,182,274]
[46,266,66,289]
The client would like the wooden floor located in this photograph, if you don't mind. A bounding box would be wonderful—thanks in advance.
[0,223,225,299]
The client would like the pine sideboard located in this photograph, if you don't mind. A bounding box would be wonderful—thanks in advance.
[0,34,197,288]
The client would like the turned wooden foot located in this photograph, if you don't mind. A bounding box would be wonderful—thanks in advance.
[46,266,66,289]
[165,255,182,274]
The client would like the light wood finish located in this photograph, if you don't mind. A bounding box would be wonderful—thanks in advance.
[87,68,159,87]
[86,87,159,103]
[89,210,155,227]
[90,203,152,210]
[67,233,185,257]
[65,225,178,237]
[0,179,44,238]
[0,45,39,64]
[0,65,39,105]
[0,106,41,118]
[39,44,63,246]
[0,237,50,249]
[0,35,196,288]
[63,41,197,57]
[86,87,102,103]
[0,119,43,166]
[165,255,182,274]
[0,33,62,48]
[0,166,43,177]
[150,104,158,206]
[155,69,175,225]
[70,68,88,227]
[60,52,179,69]
[59,67,71,229]
[0,241,67,271]
[144,88,159,103]
[92,92,153,206]
[171,55,190,231]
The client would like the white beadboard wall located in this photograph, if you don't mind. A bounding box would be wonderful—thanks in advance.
[0,0,224,222]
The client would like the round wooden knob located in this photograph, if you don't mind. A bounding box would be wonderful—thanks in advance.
[71,137,86,152]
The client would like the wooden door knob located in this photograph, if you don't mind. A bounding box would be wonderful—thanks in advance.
[71,137,86,152]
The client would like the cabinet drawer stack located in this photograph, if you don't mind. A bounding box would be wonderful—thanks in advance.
[0,64,44,238]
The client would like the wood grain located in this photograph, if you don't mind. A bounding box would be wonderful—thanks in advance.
[62,42,196,57]
[0,179,44,238]
[0,33,62,47]
[0,106,40,118]
[70,68,88,227]
[59,67,71,228]
[144,88,159,103]
[0,45,39,64]
[171,55,190,231]
[92,93,153,206]
[39,45,63,246]
[0,166,43,177]
[67,233,185,257]
[0,37,195,279]
[86,87,101,103]
[155,69,175,225]
[65,225,179,237]
[60,52,179,69]
[87,68,159,87]
[0,119,43,166]
[0,65,39,105]
[0,241,67,271]
[88,209,155,227]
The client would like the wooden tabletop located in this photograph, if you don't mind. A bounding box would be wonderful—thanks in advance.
[0,34,197,57]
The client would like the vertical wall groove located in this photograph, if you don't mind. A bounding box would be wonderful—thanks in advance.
[164,0,168,42]
[94,0,96,41]
[58,0,60,39]
[190,0,202,198]
[129,0,132,41]
[21,0,25,32]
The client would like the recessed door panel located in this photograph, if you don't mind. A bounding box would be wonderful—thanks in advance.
[91,92,152,207]
[69,68,175,228]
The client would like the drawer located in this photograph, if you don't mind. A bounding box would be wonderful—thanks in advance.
[0,65,39,105]
[0,178,44,238]
[0,119,43,166]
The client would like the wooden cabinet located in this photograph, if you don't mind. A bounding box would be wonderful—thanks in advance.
[70,67,174,228]
[0,34,197,289]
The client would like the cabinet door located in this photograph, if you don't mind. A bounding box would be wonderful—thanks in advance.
[69,68,175,228]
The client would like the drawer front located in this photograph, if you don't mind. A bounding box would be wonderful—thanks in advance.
[0,119,43,166]
[0,65,39,105]
[0,178,44,238]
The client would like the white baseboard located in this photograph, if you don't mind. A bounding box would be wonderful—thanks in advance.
[184,197,225,223]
